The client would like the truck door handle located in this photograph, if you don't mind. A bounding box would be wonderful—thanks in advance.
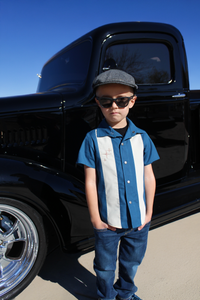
[172,93,186,98]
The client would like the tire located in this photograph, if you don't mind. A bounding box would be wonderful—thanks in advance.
[0,198,47,300]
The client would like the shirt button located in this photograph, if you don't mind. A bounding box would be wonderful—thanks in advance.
[121,143,124,145]
[124,161,127,164]
[129,201,132,204]
[127,180,130,184]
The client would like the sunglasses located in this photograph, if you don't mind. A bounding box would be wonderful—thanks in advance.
[96,95,134,108]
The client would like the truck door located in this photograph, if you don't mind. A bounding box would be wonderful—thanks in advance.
[99,33,189,189]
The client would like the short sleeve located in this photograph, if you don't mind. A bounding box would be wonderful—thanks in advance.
[143,133,160,166]
[76,132,96,168]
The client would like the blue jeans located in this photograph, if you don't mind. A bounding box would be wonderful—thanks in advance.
[94,222,150,300]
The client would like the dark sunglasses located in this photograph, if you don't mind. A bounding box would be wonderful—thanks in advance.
[96,95,134,108]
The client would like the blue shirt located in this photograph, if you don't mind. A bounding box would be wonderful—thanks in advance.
[77,118,160,229]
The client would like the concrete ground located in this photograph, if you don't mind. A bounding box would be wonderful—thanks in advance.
[15,212,200,300]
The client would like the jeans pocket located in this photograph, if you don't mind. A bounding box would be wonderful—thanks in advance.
[93,227,108,233]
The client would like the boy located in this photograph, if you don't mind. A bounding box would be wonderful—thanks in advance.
[77,69,159,300]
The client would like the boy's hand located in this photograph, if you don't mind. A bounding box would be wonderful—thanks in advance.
[93,220,116,231]
[107,224,117,231]
[137,214,152,231]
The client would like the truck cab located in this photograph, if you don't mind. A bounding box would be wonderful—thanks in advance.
[0,22,200,299]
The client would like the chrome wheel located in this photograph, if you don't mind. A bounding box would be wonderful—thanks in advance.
[0,201,45,299]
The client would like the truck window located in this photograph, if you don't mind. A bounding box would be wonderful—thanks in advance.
[103,43,171,85]
[38,40,92,92]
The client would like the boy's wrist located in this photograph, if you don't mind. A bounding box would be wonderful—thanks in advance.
[145,210,153,222]
[92,219,107,229]
[146,209,153,216]
[146,206,153,215]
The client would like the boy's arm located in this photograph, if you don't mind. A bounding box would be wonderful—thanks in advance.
[138,163,156,231]
[84,165,116,231]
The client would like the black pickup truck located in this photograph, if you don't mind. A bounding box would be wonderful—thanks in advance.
[0,22,200,299]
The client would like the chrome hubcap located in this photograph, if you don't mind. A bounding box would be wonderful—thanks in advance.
[0,204,39,297]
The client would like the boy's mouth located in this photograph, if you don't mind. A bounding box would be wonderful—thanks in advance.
[110,111,119,114]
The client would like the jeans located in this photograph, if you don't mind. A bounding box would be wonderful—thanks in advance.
[94,222,150,300]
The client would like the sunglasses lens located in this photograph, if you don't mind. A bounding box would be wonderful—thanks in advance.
[116,97,129,107]
[99,99,112,108]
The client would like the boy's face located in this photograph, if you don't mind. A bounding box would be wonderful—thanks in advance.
[95,83,137,128]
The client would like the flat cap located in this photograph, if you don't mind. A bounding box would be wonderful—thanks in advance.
[92,69,138,90]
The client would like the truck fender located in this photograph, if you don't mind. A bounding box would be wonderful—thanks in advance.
[0,156,93,250]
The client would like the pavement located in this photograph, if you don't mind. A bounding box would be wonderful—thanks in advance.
[15,212,200,300]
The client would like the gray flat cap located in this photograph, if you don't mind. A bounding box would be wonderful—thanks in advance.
[92,69,138,90]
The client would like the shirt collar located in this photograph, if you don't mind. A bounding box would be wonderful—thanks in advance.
[97,118,144,139]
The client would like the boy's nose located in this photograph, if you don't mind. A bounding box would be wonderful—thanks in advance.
[111,101,118,108]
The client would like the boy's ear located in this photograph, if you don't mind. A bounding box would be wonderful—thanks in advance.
[129,95,137,108]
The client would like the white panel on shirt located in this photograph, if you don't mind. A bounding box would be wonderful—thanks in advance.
[96,133,122,228]
[130,134,146,224]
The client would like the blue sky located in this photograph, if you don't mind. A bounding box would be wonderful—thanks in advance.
[0,0,199,97]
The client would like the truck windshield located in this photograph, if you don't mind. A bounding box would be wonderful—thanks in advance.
[38,40,92,92]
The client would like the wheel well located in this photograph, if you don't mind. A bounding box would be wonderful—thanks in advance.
[0,195,62,252]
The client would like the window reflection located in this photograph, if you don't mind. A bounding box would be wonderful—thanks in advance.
[38,40,92,92]
[104,43,171,85]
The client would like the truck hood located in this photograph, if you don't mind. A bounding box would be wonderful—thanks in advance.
[0,92,63,114]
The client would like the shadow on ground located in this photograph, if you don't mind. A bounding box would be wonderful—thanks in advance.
[38,247,97,300]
